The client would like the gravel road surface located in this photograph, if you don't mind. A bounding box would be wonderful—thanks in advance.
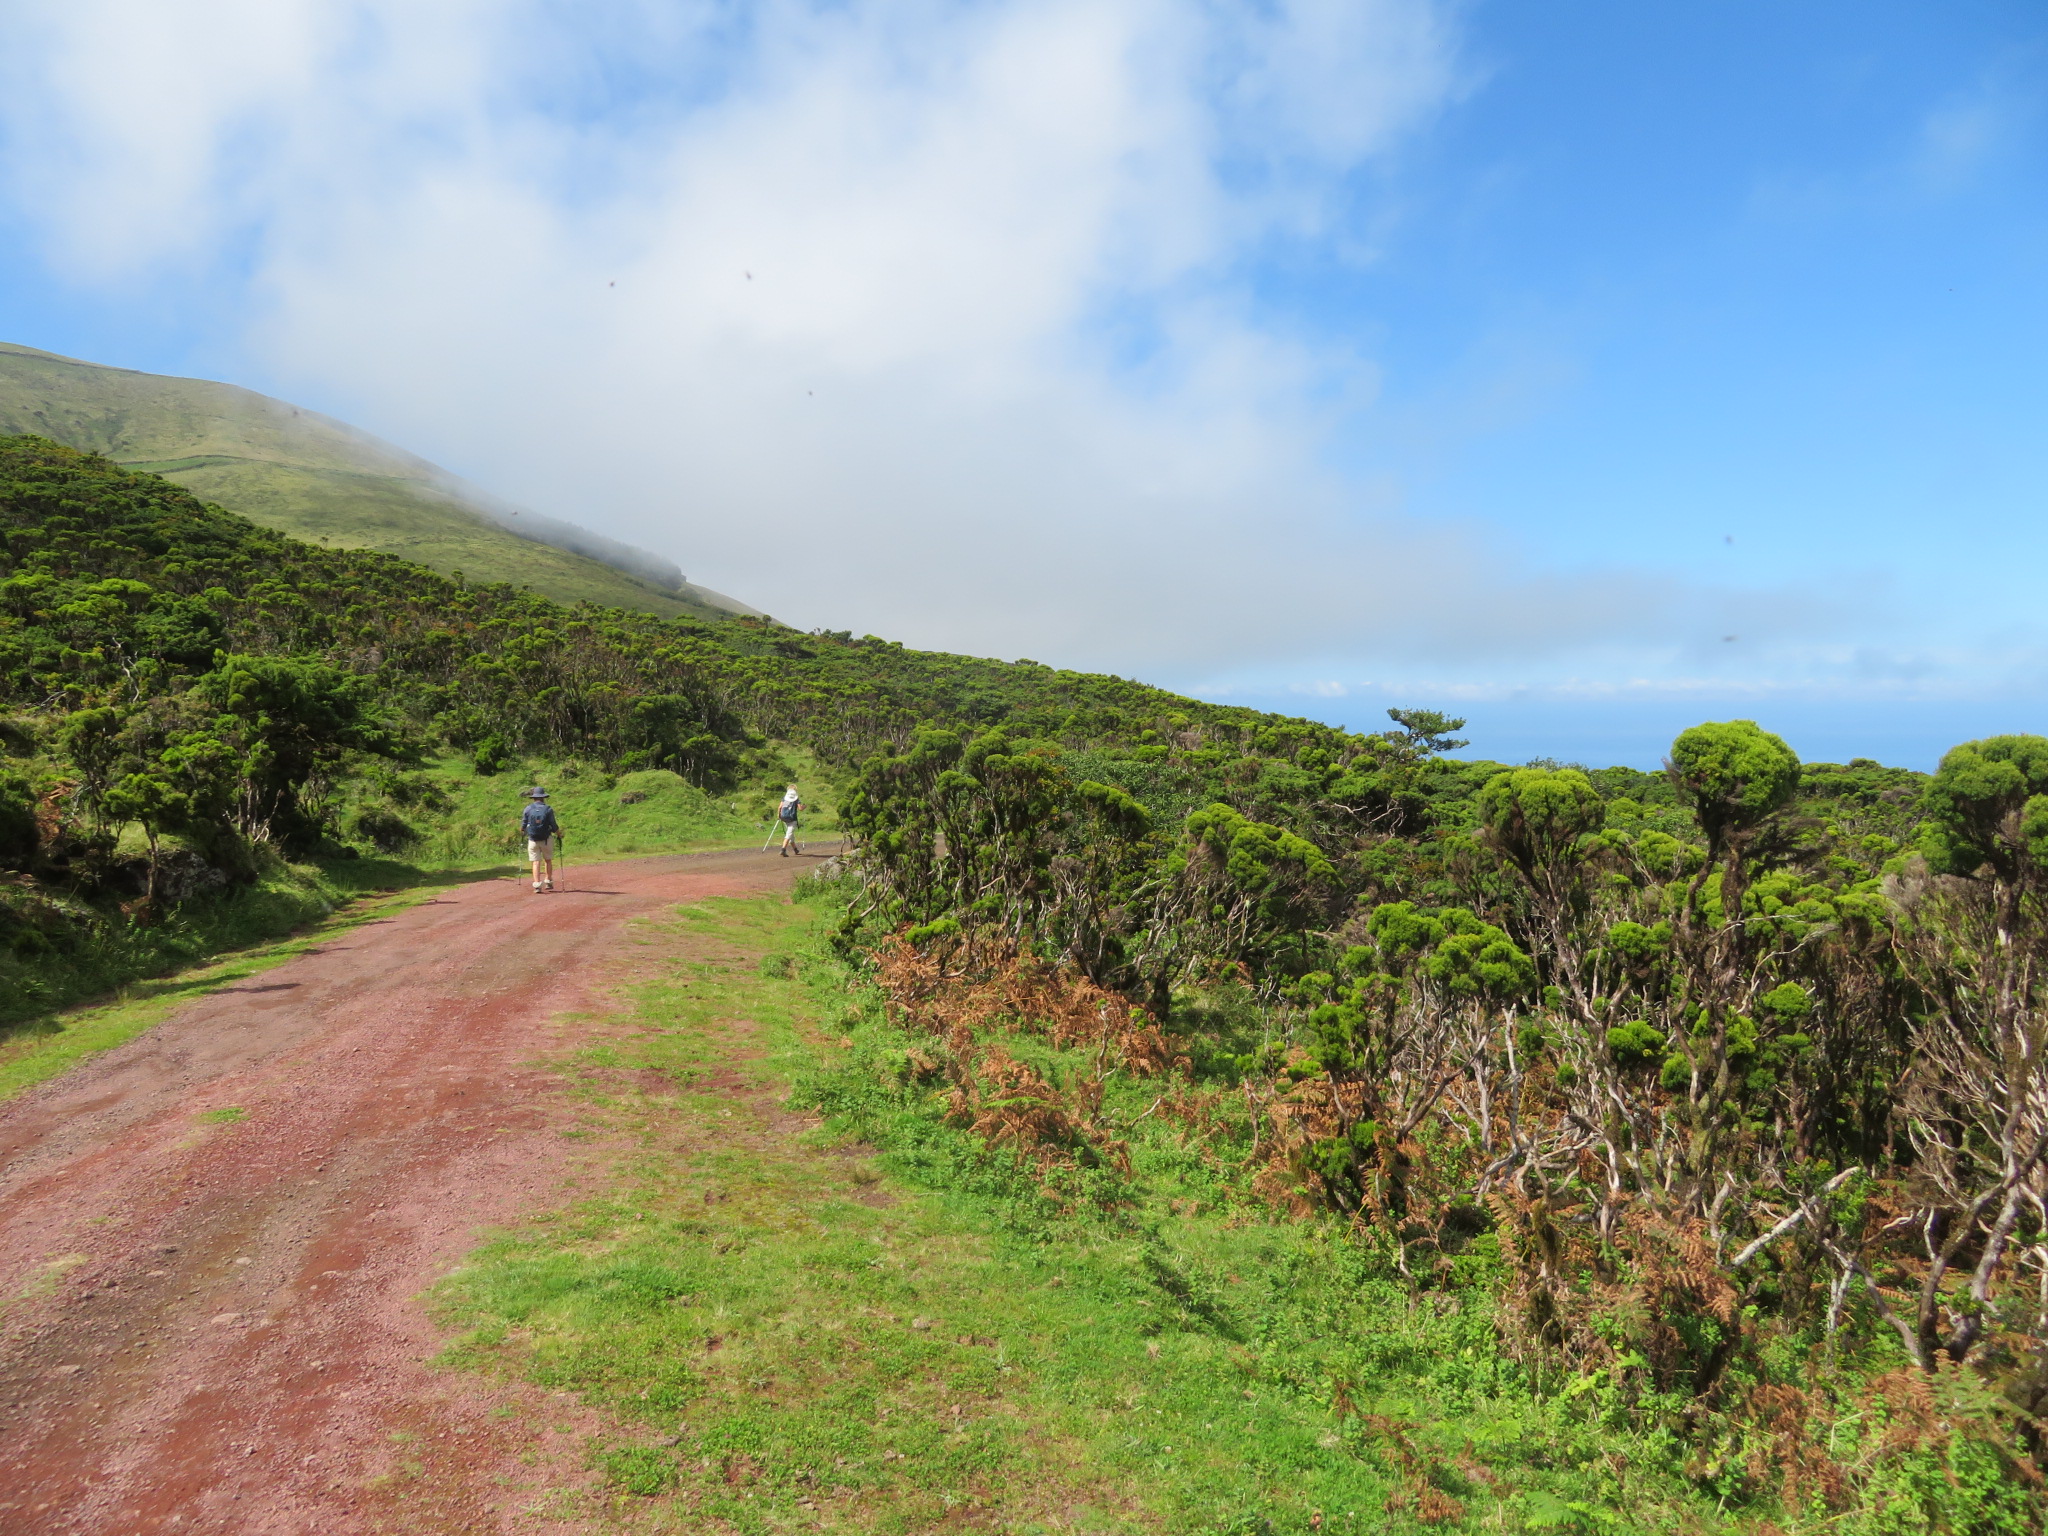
[0,846,818,1534]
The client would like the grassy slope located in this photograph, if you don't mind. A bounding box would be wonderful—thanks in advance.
[404,751,843,866]
[157,458,731,619]
[429,894,1797,1536]
[0,342,749,620]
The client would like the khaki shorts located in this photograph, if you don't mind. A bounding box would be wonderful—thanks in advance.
[527,836,556,861]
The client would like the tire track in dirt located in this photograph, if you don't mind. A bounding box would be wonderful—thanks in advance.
[0,846,826,1534]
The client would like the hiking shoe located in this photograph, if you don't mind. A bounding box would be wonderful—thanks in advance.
[544,880,555,890]
[533,882,544,893]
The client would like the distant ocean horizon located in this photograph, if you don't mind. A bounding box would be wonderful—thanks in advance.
[1182,688,2043,774]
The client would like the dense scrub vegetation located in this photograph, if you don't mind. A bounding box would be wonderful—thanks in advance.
[0,434,1293,1014]
[7,432,2044,1525]
[827,709,2048,1526]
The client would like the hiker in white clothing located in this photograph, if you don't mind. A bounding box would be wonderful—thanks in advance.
[771,786,802,856]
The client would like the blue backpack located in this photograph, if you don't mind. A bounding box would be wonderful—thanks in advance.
[521,801,558,840]
[778,800,799,824]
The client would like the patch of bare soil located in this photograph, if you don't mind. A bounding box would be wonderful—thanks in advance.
[0,846,827,1534]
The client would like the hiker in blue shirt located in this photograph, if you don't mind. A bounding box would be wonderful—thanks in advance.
[521,787,561,893]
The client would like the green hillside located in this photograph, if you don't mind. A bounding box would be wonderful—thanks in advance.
[0,342,756,621]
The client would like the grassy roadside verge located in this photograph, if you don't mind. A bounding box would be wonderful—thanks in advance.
[387,748,848,868]
[0,859,508,1100]
[404,759,761,866]
[429,890,1787,1535]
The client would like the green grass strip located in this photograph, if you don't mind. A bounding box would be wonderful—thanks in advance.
[434,895,1774,1535]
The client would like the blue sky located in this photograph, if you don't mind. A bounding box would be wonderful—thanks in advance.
[1,0,2042,769]
[1200,0,2048,764]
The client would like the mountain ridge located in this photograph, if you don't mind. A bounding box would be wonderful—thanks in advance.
[0,341,757,620]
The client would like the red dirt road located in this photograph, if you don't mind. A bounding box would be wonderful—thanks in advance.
[0,847,815,1534]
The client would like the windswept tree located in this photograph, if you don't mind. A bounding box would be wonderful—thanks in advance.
[1475,764,1606,944]
[1922,733,2048,939]
[1870,736,2048,1376]
[192,654,410,846]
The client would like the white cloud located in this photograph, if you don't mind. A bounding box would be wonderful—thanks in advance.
[0,0,1837,674]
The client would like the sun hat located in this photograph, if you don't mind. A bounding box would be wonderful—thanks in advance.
[525,786,549,799]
